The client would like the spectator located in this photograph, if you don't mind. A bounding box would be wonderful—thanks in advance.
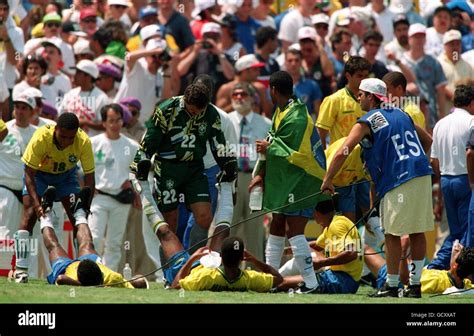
[312,13,331,56]
[364,0,395,45]
[384,14,410,70]
[462,17,474,52]
[96,63,123,100]
[278,0,315,51]
[79,8,99,39]
[119,97,146,142]
[22,88,56,127]
[329,28,352,84]
[190,0,220,40]
[40,101,58,122]
[233,0,261,54]
[127,6,159,51]
[255,26,280,88]
[218,13,246,59]
[105,0,132,28]
[73,39,96,62]
[388,0,426,25]
[252,0,276,29]
[425,6,452,58]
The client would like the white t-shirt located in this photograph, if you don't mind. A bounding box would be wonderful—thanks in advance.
[365,4,395,44]
[36,117,56,127]
[58,86,109,137]
[278,9,312,45]
[203,105,238,170]
[255,16,276,29]
[42,71,72,104]
[90,133,139,195]
[12,81,56,106]
[431,108,474,176]
[0,121,37,189]
[425,27,445,58]
[462,50,474,69]
[115,58,158,125]
[24,37,75,76]
[0,25,24,88]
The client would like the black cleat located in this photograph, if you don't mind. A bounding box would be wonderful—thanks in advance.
[368,283,402,298]
[359,273,377,288]
[295,282,321,294]
[136,159,152,181]
[402,284,422,298]
[41,186,56,213]
[71,187,92,215]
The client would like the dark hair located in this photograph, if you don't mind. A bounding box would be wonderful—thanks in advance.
[255,26,277,48]
[193,74,214,99]
[453,85,474,108]
[433,6,451,18]
[285,48,302,59]
[382,71,407,91]
[77,259,103,286]
[343,56,371,76]
[269,71,293,97]
[363,30,383,44]
[184,83,210,109]
[92,27,113,50]
[57,112,79,130]
[315,196,337,214]
[22,55,48,76]
[48,2,63,16]
[455,247,474,280]
[221,236,244,268]
[0,0,9,8]
[330,28,351,52]
[100,103,124,122]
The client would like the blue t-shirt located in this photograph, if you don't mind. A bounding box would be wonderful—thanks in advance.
[294,77,322,116]
[358,107,433,198]
[462,34,474,53]
[234,16,261,54]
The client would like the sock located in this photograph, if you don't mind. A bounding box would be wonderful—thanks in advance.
[279,257,299,277]
[367,216,385,247]
[40,213,54,231]
[289,235,318,289]
[386,274,400,288]
[265,234,285,269]
[409,260,424,286]
[14,230,31,271]
[74,209,88,226]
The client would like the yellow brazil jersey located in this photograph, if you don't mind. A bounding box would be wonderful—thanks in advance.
[403,102,425,129]
[421,268,473,294]
[179,265,273,292]
[61,260,134,288]
[22,124,94,174]
[316,88,365,145]
[315,215,363,281]
[0,119,6,133]
[325,137,368,187]
[126,34,179,53]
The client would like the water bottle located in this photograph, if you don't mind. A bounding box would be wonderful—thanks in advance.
[123,263,132,281]
[249,185,263,211]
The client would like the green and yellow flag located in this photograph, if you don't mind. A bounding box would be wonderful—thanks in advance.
[263,98,328,213]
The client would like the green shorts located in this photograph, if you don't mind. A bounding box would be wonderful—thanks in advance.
[156,160,210,213]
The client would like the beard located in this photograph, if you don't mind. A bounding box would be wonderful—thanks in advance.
[232,100,252,114]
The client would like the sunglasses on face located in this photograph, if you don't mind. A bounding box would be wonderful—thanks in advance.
[82,18,96,24]
[315,24,328,30]
[232,91,249,98]
[111,4,127,9]
[46,22,61,28]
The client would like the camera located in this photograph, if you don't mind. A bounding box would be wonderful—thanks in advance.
[202,40,213,49]
[158,47,172,62]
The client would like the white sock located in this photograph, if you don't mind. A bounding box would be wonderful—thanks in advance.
[40,213,54,231]
[265,234,285,269]
[409,260,424,285]
[279,258,299,276]
[289,235,318,289]
[73,209,88,226]
[387,274,399,288]
[14,230,31,271]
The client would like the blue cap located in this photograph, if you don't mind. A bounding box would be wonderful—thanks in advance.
[447,1,473,16]
[139,6,158,20]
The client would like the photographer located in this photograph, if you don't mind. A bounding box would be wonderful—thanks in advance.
[178,22,235,101]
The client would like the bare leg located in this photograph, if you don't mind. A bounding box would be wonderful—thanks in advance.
[163,209,179,233]
[385,234,401,276]
[42,227,69,263]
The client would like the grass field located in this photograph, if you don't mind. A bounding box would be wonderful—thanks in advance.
[1,277,473,304]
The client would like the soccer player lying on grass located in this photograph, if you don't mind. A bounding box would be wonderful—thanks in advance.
[171,236,283,292]
[39,186,147,288]
[364,242,474,295]
[276,199,363,294]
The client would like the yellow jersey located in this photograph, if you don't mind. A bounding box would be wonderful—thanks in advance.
[179,265,274,292]
[403,102,426,129]
[325,137,368,187]
[22,124,94,174]
[316,215,363,281]
[421,268,473,294]
[60,261,134,288]
[316,88,365,145]
[0,119,6,133]
[126,34,179,53]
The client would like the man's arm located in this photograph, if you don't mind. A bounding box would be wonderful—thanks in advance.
[467,148,474,189]
[171,247,210,289]
[244,250,283,288]
[414,124,432,154]
[56,274,82,286]
[24,165,44,218]
[312,245,358,269]
[215,84,233,112]
[436,84,446,120]
[83,172,95,208]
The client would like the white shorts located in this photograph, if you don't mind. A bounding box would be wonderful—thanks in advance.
[0,187,23,238]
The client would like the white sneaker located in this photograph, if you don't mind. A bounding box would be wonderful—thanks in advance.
[8,270,29,283]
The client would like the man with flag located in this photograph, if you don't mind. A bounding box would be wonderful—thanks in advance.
[248,71,328,294]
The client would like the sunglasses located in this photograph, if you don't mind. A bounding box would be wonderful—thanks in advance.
[315,24,328,30]
[111,4,127,9]
[232,91,249,98]
[46,22,61,28]
[82,17,96,23]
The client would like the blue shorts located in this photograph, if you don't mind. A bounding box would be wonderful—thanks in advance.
[278,207,314,219]
[22,166,80,200]
[337,180,370,213]
[315,270,359,294]
[47,253,101,284]
[163,250,191,285]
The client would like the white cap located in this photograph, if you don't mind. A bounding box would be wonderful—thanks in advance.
[146,38,167,51]
[201,22,221,35]
[298,26,317,41]
[235,54,264,72]
[389,0,413,14]
[108,0,129,6]
[42,37,62,53]
[75,59,99,79]
[192,0,216,19]
[23,87,43,99]
[140,24,162,43]
[13,92,36,109]
[443,29,462,45]
[359,78,388,102]
[73,39,94,55]
[288,43,301,51]
[408,23,426,37]
[311,13,329,25]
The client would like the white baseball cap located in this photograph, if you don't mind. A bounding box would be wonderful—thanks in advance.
[443,29,462,45]
[359,78,388,102]
[73,39,94,55]
[140,24,162,43]
[108,0,129,6]
[408,23,426,37]
[23,87,44,99]
[13,92,36,109]
[201,22,221,35]
[42,37,63,54]
[311,13,329,25]
[192,0,216,19]
[74,59,99,79]
[146,38,167,51]
[235,54,264,72]
[288,43,301,51]
[298,26,317,41]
